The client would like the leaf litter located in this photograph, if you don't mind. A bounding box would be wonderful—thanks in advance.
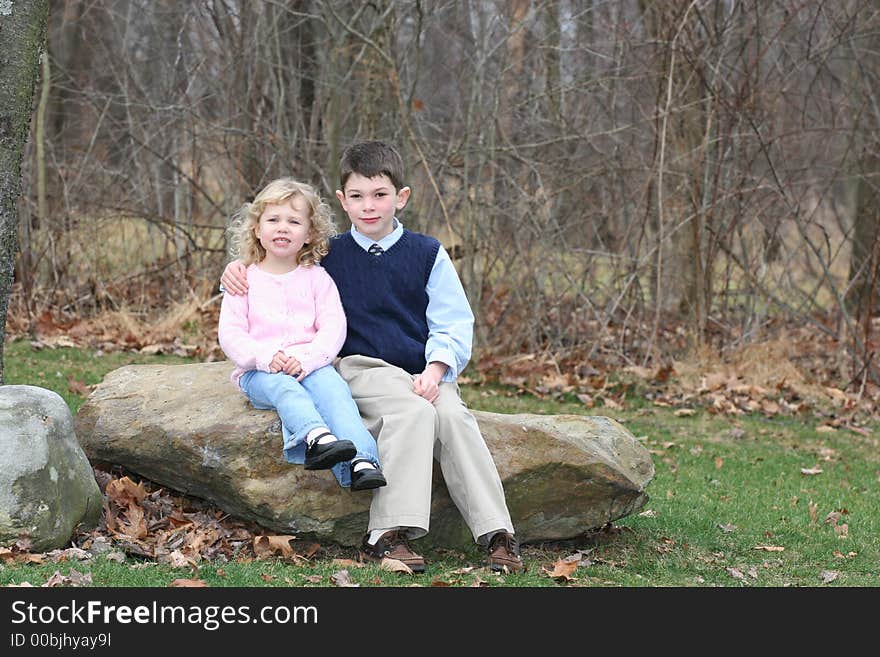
[2,466,338,586]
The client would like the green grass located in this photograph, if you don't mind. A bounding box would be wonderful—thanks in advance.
[3,338,196,414]
[602,411,879,586]
[2,342,878,587]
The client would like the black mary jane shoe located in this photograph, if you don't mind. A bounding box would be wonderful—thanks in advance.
[304,433,357,470]
[349,460,387,491]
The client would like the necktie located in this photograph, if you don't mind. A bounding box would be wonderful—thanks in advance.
[368,244,384,256]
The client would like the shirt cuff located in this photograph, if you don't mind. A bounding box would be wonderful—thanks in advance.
[426,349,457,380]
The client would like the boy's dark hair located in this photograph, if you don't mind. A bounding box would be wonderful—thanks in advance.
[339,141,406,191]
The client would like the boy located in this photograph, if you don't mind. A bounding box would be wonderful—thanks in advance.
[221,141,521,573]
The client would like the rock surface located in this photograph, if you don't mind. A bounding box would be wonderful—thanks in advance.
[1,385,102,551]
[74,362,654,547]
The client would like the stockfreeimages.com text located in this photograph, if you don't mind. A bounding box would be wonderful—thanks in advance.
[10,599,317,631]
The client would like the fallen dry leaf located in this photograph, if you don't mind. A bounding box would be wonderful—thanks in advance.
[253,535,299,559]
[699,372,728,391]
[542,558,578,581]
[540,372,572,392]
[824,387,849,405]
[112,502,148,540]
[169,578,208,587]
[105,477,148,505]
[800,466,823,476]
[330,570,359,587]
[726,567,745,580]
[815,447,837,462]
[638,509,657,517]
[818,570,839,583]
[67,375,91,396]
[565,550,594,567]
[808,500,818,524]
[717,523,736,533]
[623,365,653,379]
[165,549,195,569]
[753,545,785,552]
[832,551,857,559]
[834,523,849,539]
[331,558,364,568]
[43,570,92,588]
[379,558,413,574]
[46,547,91,562]
[674,408,696,417]
[300,542,321,558]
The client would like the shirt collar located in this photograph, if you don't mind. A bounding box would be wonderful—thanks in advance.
[350,218,404,252]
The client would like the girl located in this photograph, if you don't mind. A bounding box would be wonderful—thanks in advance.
[218,177,385,491]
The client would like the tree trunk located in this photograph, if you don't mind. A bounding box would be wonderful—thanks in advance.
[846,1,880,336]
[847,148,880,332]
[0,0,51,384]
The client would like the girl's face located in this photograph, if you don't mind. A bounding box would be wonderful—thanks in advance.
[255,196,312,266]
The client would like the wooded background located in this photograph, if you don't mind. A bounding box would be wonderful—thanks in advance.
[11,0,880,387]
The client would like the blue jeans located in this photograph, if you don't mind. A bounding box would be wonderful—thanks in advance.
[239,365,380,487]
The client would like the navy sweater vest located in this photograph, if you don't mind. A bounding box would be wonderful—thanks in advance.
[322,230,441,374]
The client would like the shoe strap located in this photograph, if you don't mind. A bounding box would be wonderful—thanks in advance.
[306,430,334,447]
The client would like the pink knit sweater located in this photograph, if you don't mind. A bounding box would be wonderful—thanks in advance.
[218,263,346,385]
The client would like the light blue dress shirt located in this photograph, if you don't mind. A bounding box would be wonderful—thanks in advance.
[349,220,473,383]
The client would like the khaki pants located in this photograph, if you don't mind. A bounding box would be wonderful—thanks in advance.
[336,355,514,543]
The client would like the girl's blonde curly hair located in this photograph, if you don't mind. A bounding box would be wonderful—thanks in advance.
[227,177,336,267]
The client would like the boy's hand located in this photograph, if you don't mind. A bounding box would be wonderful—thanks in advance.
[221,260,249,296]
[413,362,448,403]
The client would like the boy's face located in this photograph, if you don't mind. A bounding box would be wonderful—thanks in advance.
[336,173,411,241]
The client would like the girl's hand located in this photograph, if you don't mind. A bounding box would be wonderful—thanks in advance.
[269,351,289,373]
[220,261,249,296]
[282,356,307,381]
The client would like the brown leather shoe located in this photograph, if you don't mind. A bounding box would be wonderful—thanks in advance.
[359,530,426,573]
[487,531,523,573]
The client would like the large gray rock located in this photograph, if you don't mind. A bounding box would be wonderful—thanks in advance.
[1,385,102,551]
[74,362,654,547]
